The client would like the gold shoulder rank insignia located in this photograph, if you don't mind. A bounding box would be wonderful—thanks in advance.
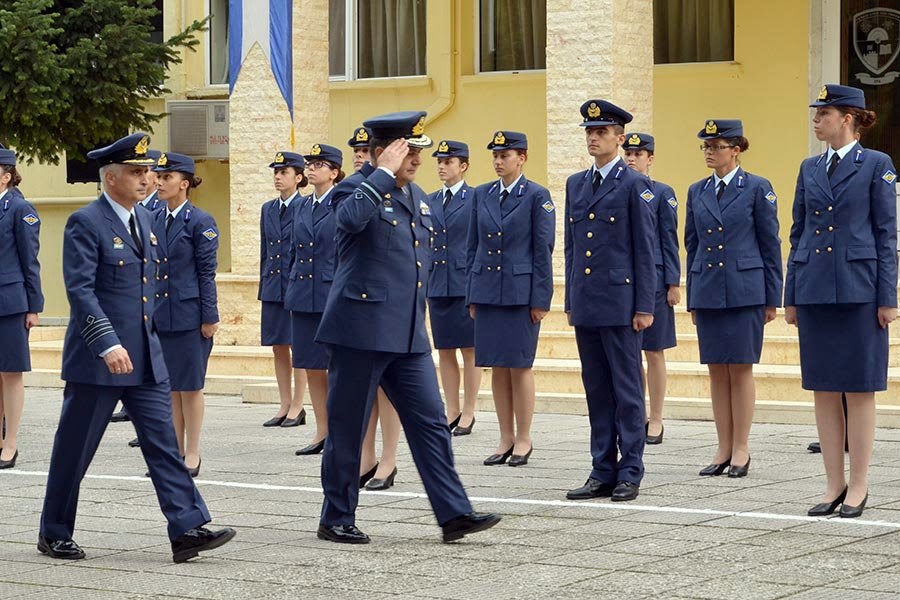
[587,102,601,118]
[202,228,218,240]
[705,120,717,135]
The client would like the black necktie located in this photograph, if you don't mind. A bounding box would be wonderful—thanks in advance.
[827,153,840,178]
[443,189,452,208]
[312,199,321,216]
[592,170,602,193]
[166,214,174,232]
[279,202,287,218]
[716,181,726,201]
[499,189,509,204]
[129,214,143,255]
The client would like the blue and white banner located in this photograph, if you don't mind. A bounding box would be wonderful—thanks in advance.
[228,0,293,119]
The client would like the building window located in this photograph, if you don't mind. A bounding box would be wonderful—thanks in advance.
[653,0,734,64]
[329,0,427,80]
[150,0,164,44]
[208,0,229,85]
[479,0,546,72]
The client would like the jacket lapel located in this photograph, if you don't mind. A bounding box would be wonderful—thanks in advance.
[166,201,189,244]
[445,185,468,219]
[301,195,315,236]
[811,153,835,201]
[484,181,502,229]
[699,177,723,224]
[830,143,863,192]
[100,197,140,255]
[718,168,746,214]
[502,177,529,218]
[586,161,626,213]
[267,199,282,239]
[136,203,155,257]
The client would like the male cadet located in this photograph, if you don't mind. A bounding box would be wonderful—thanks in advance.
[348,126,373,172]
[564,100,656,502]
[315,111,500,544]
[39,133,235,563]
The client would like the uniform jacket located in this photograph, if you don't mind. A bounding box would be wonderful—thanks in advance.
[465,177,555,309]
[60,196,168,385]
[138,191,161,213]
[151,201,219,332]
[258,195,296,302]
[564,160,656,327]
[316,165,435,354]
[785,144,898,307]
[285,192,337,313]
[651,180,681,286]
[0,187,43,316]
[684,167,783,310]
[426,183,474,298]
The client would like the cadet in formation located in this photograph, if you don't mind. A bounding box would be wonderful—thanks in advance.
[685,119,782,479]
[315,111,500,544]
[151,152,220,478]
[564,100,655,503]
[39,133,234,562]
[348,126,372,172]
[467,131,555,468]
[426,140,481,436]
[786,84,898,519]
[0,144,43,469]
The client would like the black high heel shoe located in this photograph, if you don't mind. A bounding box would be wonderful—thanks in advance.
[186,457,201,478]
[840,492,868,518]
[453,416,475,436]
[448,413,462,430]
[699,457,731,476]
[263,415,286,427]
[483,446,514,466]
[359,462,378,488]
[365,467,398,491]
[280,409,307,427]
[808,487,847,517]
[727,456,751,478]
[508,447,533,467]
[646,424,664,445]
[295,438,326,455]
[0,450,18,470]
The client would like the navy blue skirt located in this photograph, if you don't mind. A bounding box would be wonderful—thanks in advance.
[0,312,30,372]
[291,311,328,369]
[474,304,539,368]
[428,297,475,349]
[261,300,292,346]
[797,303,888,392]
[642,269,677,352]
[159,330,213,391]
[694,305,764,364]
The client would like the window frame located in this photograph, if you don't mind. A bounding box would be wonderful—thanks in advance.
[205,0,230,89]
[475,0,547,76]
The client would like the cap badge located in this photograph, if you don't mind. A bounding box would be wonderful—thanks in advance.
[817,85,828,101]
[157,153,168,167]
[355,128,369,142]
[274,152,285,164]
[493,131,506,146]
[310,144,321,156]
[134,136,149,155]
[438,140,449,153]
[412,116,426,137]
[705,120,718,135]
[627,134,641,146]
[587,102,601,118]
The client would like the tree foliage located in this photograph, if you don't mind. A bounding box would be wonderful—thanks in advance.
[0,0,207,164]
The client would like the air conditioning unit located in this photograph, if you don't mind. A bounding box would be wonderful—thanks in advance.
[167,100,229,159]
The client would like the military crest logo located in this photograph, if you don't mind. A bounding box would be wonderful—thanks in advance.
[310,144,321,156]
[149,232,158,246]
[587,102,601,118]
[667,197,678,209]
[438,140,449,153]
[853,8,900,85]
[705,120,718,135]
[493,131,506,146]
[627,134,641,146]
[112,236,124,250]
[412,116,426,137]
[640,189,655,203]
[21,213,39,225]
[134,136,149,155]
[419,201,431,216]
[355,127,369,142]
[541,200,555,213]
[157,153,168,167]
[274,152,285,164]
[765,191,777,205]
[883,170,897,184]
[202,228,218,240]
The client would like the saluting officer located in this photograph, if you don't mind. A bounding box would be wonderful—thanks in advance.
[315,111,500,544]
[564,100,655,503]
[686,119,782,479]
[151,152,220,478]
[39,133,234,563]
[348,126,373,173]
[786,85,897,519]
[259,152,308,428]
[427,140,481,436]
[623,133,681,445]
[0,144,43,469]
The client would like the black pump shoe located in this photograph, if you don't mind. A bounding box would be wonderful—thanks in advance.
[453,416,475,436]
[646,424,664,445]
[448,413,462,430]
[699,457,731,476]
[483,446,514,466]
[727,457,751,478]
[365,467,398,491]
[359,463,378,488]
[280,409,307,427]
[295,439,326,455]
[186,457,201,478]
[263,415,286,427]
[508,447,533,467]
[0,450,18,469]
[840,493,868,519]
[808,487,847,517]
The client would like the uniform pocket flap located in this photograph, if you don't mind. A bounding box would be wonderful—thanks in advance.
[0,271,24,285]
[599,209,618,224]
[736,256,764,270]
[180,285,200,299]
[847,246,877,261]
[343,282,387,302]
[791,249,810,263]
[513,263,532,275]
[609,268,633,285]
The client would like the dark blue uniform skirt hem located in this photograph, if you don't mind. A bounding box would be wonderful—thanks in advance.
[291,311,328,369]
[261,301,292,346]
[428,297,475,349]
[797,303,888,392]
[159,330,213,391]
[0,312,30,372]
[694,305,764,364]
[642,272,676,352]
[474,304,539,368]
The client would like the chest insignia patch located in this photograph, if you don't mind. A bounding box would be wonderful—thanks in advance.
[113,236,125,250]
[149,232,158,246]
[765,191,777,204]
[22,213,39,225]
[883,170,897,185]
[541,200,555,213]
[667,197,678,209]
[202,228,218,240]
[420,201,431,216]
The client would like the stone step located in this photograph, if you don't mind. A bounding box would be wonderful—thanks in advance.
[24,369,272,396]
[29,326,68,342]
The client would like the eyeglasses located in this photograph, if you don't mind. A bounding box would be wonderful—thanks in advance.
[305,160,332,170]
[700,144,735,152]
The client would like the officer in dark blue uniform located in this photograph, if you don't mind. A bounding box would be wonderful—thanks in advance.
[426,140,480,436]
[564,100,655,502]
[260,151,308,428]
[685,119,782,479]
[348,126,373,172]
[315,111,500,544]
[151,152,219,478]
[785,84,897,518]
[286,143,343,456]
[0,145,43,469]
[39,133,235,563]
[623,133,680,445]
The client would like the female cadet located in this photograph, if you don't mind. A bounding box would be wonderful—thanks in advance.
[685,119,782,479]
[427,140,481,435]
[786,85,897,518]
[259,152,308,428]
[623,133,681,445]
[287,144,343,456]
[0,146,43,469]
[348,126,372,172]
[467,131,555,467]
[151,152,219,477]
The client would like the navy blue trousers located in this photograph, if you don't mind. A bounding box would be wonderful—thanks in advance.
[40,381,211,542]
[574,326,646,485]
[320,345,473,527]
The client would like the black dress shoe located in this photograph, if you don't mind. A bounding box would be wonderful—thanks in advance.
[0,450,18,469]
[110,410,131,423]
[448,413,462,430]
[441,512,501,543]
[483,446,514,466]
[263,415,286,427]
[807,441,821,453]
[317,524,370,544]
[171,527,236,563]
[280,409,306,427]
[508,446,533,467]
[699,457,731,476]
[840,493,868,519]
[295,439,326,455]
[359,462,378,488]
[646,424,664,445]
[728,457,751,478]
[38,535,85,560]
[611,481,640,502]
[128,437,141,448]
[566,478,615,500]
[453,416,475,436]
[808,487,847,517]
[365,467,397,491]
[186,457,201,478]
